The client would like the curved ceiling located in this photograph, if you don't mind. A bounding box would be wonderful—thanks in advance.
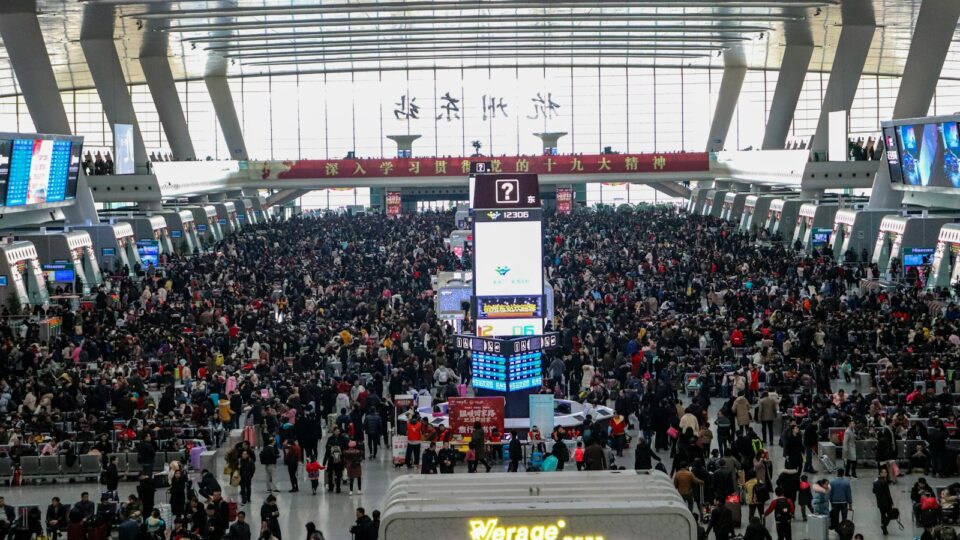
[0,0,954,97]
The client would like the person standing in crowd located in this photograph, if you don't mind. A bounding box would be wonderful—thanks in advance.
[137,474,156,520]
[260,442,280,493]
[705,496,734,540]
[756,392,777,447]
[169,469,189,519]
[471,422,492,473]
[102,456,121,497]
[842,421,858,478]
[260,495,281,540]
[138,433,157,475]
[764,487,794,540]
[404,416,422,469]
[438,442,457,474]
[829,470,853,529]
[305,457,323,495]
[284,439,302,493]
[508,432,523,472]
[634,437,661,471]
[239,449,256,505]
[421,442,438,474]
[364,408,382,459]
[732,392,751,436]
[344,440,364,494]
[873,468,896,535]
[672,462,703,514]
[228,511,251,540]
[350,507,375,540]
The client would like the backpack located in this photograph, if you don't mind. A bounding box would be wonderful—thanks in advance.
[774,498,792,523]
[438,369,448,384]
[329,446,343,465]
[755,482,770,503]
[836,520,855,540]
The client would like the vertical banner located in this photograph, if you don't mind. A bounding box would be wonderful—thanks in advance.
[555,187,573,214]
[386,191,402,217]
[528,394,555,436]
[448,396,505,440]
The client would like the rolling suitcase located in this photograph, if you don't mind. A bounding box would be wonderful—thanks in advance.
[818,453,837,474]
[806,514,830,540]
[724,493,741,528]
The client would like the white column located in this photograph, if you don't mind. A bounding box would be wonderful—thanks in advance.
[141,55,196,160]
[205,75,249,160]
[763,44,813,150]
[706,51,747,152]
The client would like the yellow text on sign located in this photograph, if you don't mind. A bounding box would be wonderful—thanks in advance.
[468,518,604,540]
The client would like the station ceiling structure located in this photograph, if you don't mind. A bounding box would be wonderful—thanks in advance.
[0,0,949,97]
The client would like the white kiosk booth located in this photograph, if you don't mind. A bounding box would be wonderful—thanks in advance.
[17,231,102,294]
[926,224,960,291]
[229,198,256,226]
[740,194,783,233]
[181,206,222,244]
[119,215,174,256]
[793,203,840,251]
[702,189,729,217]
[831,208,896,262]
[380,471,698,540]
[765,198,808,239]
[0,241,49,309]
[687,187,708,215]
[156,210,198,254]
[872,215,958,280]
[73,222,139,276]
[720,192,749,224]
[213,202,239,234]
[247,195,268,223]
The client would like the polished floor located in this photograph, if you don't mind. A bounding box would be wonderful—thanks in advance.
[2,384,952,540]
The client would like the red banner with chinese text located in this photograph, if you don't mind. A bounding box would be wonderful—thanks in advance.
[253,152,708,180]
[555,187,573,214]
[448,397,505,440]
[386,191,402,217]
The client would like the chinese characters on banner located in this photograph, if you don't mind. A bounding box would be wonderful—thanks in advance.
[385,191,402,217]
[256,152,709,180]
[448,397,505,440]
[555,187,573,214]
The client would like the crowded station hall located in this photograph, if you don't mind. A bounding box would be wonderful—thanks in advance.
[5,1,960,540]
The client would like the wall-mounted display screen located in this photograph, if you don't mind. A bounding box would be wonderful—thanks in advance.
[42,263,76,284]
[886,116,960,191]
[0,133,83,208]
[137,239,160,266]
[114,124,135,175]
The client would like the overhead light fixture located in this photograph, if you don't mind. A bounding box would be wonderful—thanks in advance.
[165,13,804,33]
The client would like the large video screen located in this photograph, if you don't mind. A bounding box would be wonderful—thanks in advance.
[473,220,543,297]
[887,117,960,190]
[114,124,135,175]
[0,133,83,207]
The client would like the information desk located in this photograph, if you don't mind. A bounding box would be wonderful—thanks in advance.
[380,470,698,540]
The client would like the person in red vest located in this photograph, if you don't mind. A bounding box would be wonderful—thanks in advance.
[404,416,422,469]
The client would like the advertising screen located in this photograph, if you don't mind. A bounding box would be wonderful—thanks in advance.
[473,220,543,297]
[437,287,472,315]
[101,247,116,257]
[887,118,960,190]
[114,124,135,175]
[903,247,935,268]
[137,239,160,266]
[447,397,505,439]
[811,228,832,247]
[386,191,402,217]
[883,126,903,184]
[555,187,573,214]
[42,264,75,284]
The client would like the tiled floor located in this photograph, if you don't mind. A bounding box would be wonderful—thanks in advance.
[2,386,951,539]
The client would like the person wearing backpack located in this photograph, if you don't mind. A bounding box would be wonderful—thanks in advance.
[259,444,279,493]
[744,470,768,523]
[324,441,345,493]
[763,487,795,540]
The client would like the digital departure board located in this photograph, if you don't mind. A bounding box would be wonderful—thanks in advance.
[0,133,83,208]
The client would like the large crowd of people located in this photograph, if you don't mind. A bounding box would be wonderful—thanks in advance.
[0,205,958,540]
